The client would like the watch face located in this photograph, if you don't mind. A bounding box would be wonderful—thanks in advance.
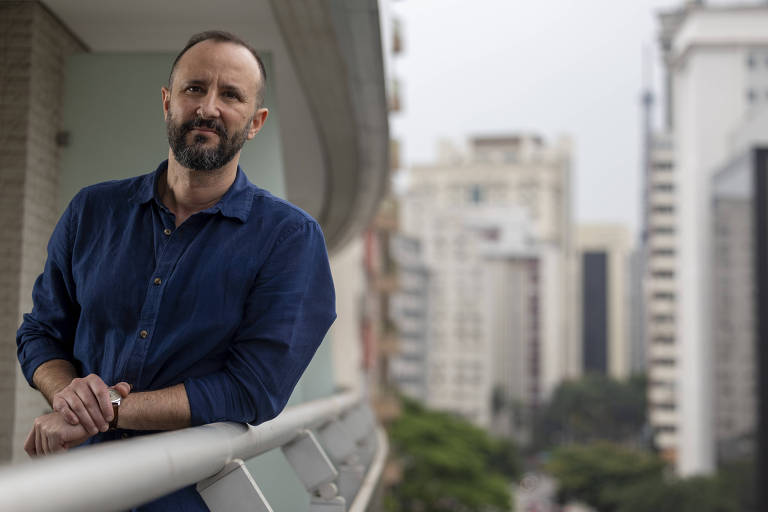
[108,388,121,404]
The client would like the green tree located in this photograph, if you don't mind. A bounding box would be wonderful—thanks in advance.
[546,441,664,512]
[613,474,741,512]
[547,442,752,512]
[717,458,755,512]
[531,374,647,452]
[385,397,520,512]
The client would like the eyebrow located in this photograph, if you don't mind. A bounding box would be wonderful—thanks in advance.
[181,79,248,99]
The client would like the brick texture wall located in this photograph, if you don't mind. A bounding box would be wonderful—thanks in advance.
[0,1,84,462]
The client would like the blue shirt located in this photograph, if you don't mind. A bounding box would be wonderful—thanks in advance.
[16,161,336,510]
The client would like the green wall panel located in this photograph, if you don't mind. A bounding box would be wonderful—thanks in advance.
[59,52,284,213]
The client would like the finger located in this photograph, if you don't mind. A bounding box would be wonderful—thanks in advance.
[74,385,109,432]
[53,397,80,426]
[86,378,113,425]
[24,430,35,457]
[34,428,42,457]
[65,393,100,435]
[41,427,50,455]
[113,382,131,398]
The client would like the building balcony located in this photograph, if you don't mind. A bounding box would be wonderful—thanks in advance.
[0,391,387,512]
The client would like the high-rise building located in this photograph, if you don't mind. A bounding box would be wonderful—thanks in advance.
[642,131,679,461]
[576,224,632,379]
[401,135,574,428]
[709,102,768,511]
[387,234,430,402]
[655,1,768,475]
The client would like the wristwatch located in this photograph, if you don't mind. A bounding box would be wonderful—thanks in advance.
[108,388,121,431]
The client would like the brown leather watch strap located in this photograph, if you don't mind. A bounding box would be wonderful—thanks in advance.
[109,402,119,430]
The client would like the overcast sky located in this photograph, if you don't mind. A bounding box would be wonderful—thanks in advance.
[388,0,684,238]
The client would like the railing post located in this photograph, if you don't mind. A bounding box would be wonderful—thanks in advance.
[281,429,346,512]
[318,404,377,504]
[196,459,273,512]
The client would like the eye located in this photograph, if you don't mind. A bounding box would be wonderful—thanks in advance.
[184,85,203,94]
[223,90,242,101]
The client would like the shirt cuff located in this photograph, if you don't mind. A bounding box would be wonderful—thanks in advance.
[18,335,75,387]
[184,371,264,426]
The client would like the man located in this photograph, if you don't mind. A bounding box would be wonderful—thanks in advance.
[16,31,336,510]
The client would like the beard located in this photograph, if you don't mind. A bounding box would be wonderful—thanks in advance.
[166,109,251,171]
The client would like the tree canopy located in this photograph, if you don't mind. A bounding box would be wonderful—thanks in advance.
[385,397,520,512]
[530,373,647,452]
[547,442,752,512]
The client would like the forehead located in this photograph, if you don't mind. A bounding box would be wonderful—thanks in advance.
[174,40,262,92]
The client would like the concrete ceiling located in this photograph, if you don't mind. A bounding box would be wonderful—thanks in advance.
[41,0,277,51]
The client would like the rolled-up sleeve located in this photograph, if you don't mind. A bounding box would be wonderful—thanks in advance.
[17,199,80,386]
[183,220,336,426]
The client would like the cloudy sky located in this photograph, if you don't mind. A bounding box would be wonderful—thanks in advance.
[388,0,684,238]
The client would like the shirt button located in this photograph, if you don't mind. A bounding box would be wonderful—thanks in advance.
[153,277,162,285]
[163,228,172,236]
[139,330,148,339]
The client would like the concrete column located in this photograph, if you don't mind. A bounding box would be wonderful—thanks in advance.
[0,1,84,462]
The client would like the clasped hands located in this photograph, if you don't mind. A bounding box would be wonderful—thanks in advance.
[24,374,130,457]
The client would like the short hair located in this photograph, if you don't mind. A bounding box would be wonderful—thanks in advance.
[169,30,267,107]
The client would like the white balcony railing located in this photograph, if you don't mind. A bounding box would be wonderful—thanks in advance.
[0,391,387,512]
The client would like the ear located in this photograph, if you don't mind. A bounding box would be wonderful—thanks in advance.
[246,108,269,140]
[161,86,171,120]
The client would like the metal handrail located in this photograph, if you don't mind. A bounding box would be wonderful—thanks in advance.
[0,390,380,512]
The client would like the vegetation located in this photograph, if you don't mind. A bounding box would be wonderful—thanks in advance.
[530,373,647,452]
[546,441,664,512]
[385,397,520,512]
[546,442,754,512]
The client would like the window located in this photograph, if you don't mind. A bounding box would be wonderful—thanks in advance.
[651,226,675,235]
[652,270,674,279]
[652,336,675,344]
[652,183,674,192]
[651,205,674,214]
[468,184,484,204]
[651,248,675,257]
[653,292,675,301]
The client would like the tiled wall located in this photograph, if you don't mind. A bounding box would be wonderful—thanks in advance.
[0,1,84,462]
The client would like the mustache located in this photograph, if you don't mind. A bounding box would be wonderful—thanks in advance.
[182,117,227,138]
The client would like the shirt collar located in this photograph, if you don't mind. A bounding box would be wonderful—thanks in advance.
[130,160,254,223]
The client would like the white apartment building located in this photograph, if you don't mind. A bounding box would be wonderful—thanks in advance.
[401,135,574,428]
[658,1,768,475]
[643,132,679,461]
[576,224,632,380]
[388,235,430,402]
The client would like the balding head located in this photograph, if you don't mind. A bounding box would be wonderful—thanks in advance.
[169,30,267,108]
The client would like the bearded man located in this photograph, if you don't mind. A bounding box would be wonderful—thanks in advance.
[16,31,336,511]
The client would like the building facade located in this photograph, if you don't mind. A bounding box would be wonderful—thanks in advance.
[576,224,632,380]
[642,132,679,460]
[401,135,574,429]
[387,234,430,403]
[655,1,768,474]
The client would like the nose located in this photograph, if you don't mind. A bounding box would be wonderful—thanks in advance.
[197,91,220,119]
